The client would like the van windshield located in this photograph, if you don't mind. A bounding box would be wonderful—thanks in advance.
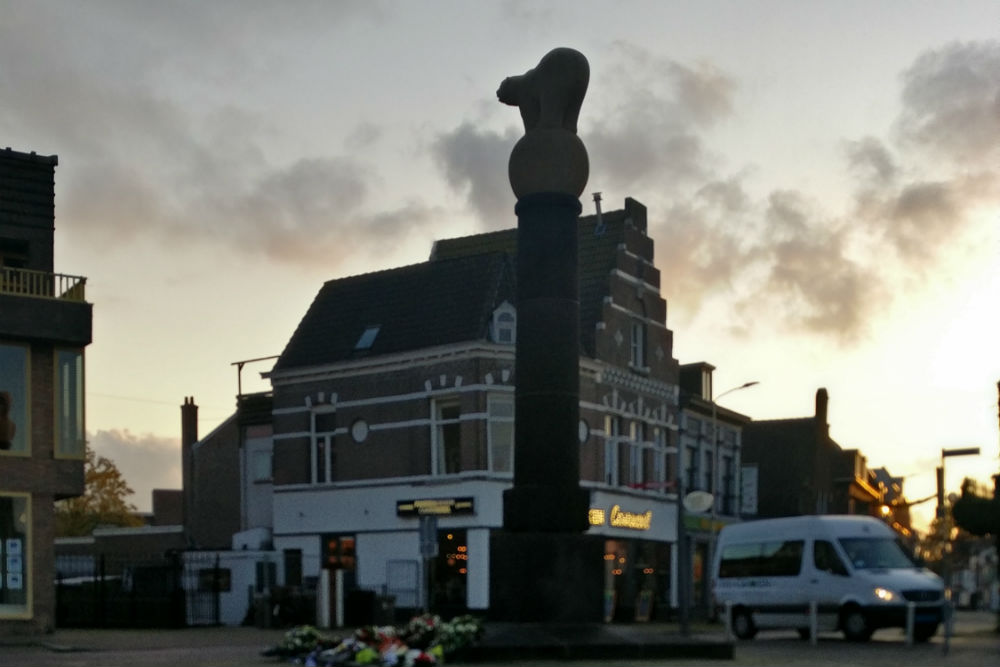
[837,537,915,570]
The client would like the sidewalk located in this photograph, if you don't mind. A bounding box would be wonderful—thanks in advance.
[1,611,996,666]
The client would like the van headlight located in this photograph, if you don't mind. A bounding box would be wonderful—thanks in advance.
[873,587,897,602]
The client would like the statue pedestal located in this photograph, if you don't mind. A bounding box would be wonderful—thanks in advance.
[489,530,605,622]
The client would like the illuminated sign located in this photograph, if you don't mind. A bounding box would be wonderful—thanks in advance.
[609,504,652,531]
[588,505,653,530]
[397,497,475,517]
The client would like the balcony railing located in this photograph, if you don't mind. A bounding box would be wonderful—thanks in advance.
[0,267,87,302]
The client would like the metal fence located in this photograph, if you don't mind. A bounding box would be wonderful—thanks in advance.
[55,552,225,628]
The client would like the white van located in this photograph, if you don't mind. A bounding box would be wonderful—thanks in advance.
[712,515,944,642]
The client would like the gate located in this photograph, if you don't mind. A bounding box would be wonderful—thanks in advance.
[55,551,222,628]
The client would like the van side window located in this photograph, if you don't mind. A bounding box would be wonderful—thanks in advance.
[814,540,849,576]
[719,540,804,578]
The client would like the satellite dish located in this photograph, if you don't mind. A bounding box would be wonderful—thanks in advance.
[684,490,714,513]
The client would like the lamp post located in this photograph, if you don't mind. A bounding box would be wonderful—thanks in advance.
[938,447,980,600]
[677,379,758,634]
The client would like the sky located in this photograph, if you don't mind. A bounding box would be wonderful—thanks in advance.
[2,1,998,530]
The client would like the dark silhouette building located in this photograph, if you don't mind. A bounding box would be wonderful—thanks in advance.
[741,388,881,519]
[0,148,92,633]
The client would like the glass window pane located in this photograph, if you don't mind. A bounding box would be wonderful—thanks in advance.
[0,344,28,454]
[56,349,85,458]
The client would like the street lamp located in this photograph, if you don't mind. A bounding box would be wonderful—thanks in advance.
[677,379,758,635]
[937,446,980,601]
[938,447,981,518]
[712,381,759,519]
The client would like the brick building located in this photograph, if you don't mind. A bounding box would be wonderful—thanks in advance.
[0,148,92,633]
[262,197,737,621]
[741,388,882,519]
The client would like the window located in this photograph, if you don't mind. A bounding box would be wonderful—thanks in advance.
[311,411,336,484]
[0,493,30,617]
[433,400,462,475]
[491,303,517,345]
[721,455,735,515]
[323,535,356,570]
[354,325,380,351]
[627,422,644,487]
[604,415,622,485]
[652,427,668,492]
[629,320,646,368]
[718,540,804,578]
[251,450,273,482]
[703,449,714,495]
[814,540,849,576]
[312,435,331,483]
[487,394,514,473]
[0,343,29,454]
[55,349,85,458]
[684,444,699,491]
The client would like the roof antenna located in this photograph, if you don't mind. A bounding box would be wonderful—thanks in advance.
[592,192,606,236]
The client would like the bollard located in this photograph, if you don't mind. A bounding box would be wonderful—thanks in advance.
[724,600,734,641]
[942,600,954,655]
[809,601,818,646]
[905,601,915,646]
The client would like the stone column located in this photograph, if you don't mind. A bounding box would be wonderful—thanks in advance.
[490,48,604,622]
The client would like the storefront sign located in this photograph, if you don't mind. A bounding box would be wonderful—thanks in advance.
[590,505,653,530]
[397,497,474,517]
[609,505,652,531]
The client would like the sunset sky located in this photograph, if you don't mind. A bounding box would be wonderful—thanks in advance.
[3,1,998,530]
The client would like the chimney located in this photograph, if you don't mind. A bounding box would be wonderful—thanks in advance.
[180,397,198,537]
[815,388,829,438]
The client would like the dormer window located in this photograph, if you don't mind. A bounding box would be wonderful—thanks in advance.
[490,302,516,345]
[355,325,380,351]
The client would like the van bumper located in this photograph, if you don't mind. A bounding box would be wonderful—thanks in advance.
[865,604,943,629]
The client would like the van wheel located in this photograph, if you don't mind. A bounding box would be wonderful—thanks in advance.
[797,627,812,640]
[731,608,757,640]
[841,607,872,642]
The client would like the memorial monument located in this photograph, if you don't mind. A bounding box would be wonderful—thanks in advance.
[489,48,604,621]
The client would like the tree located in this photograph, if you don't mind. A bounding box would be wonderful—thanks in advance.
[55,448,143,536]
[952,477,1000,537]
[951,476,1000,633]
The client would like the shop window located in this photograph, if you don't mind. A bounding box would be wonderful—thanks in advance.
[487,394,513,473]
[0,493,30,618]
[433,530,467,613]
[0,344,29,455]
[323,535,356,570]
[432,400,462,475]
[55,349,85,458]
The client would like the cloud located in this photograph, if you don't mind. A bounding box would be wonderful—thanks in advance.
[896,40,1000,165]
[431,123,520,229]
[586,44,736,193]
[89,429,181,511]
